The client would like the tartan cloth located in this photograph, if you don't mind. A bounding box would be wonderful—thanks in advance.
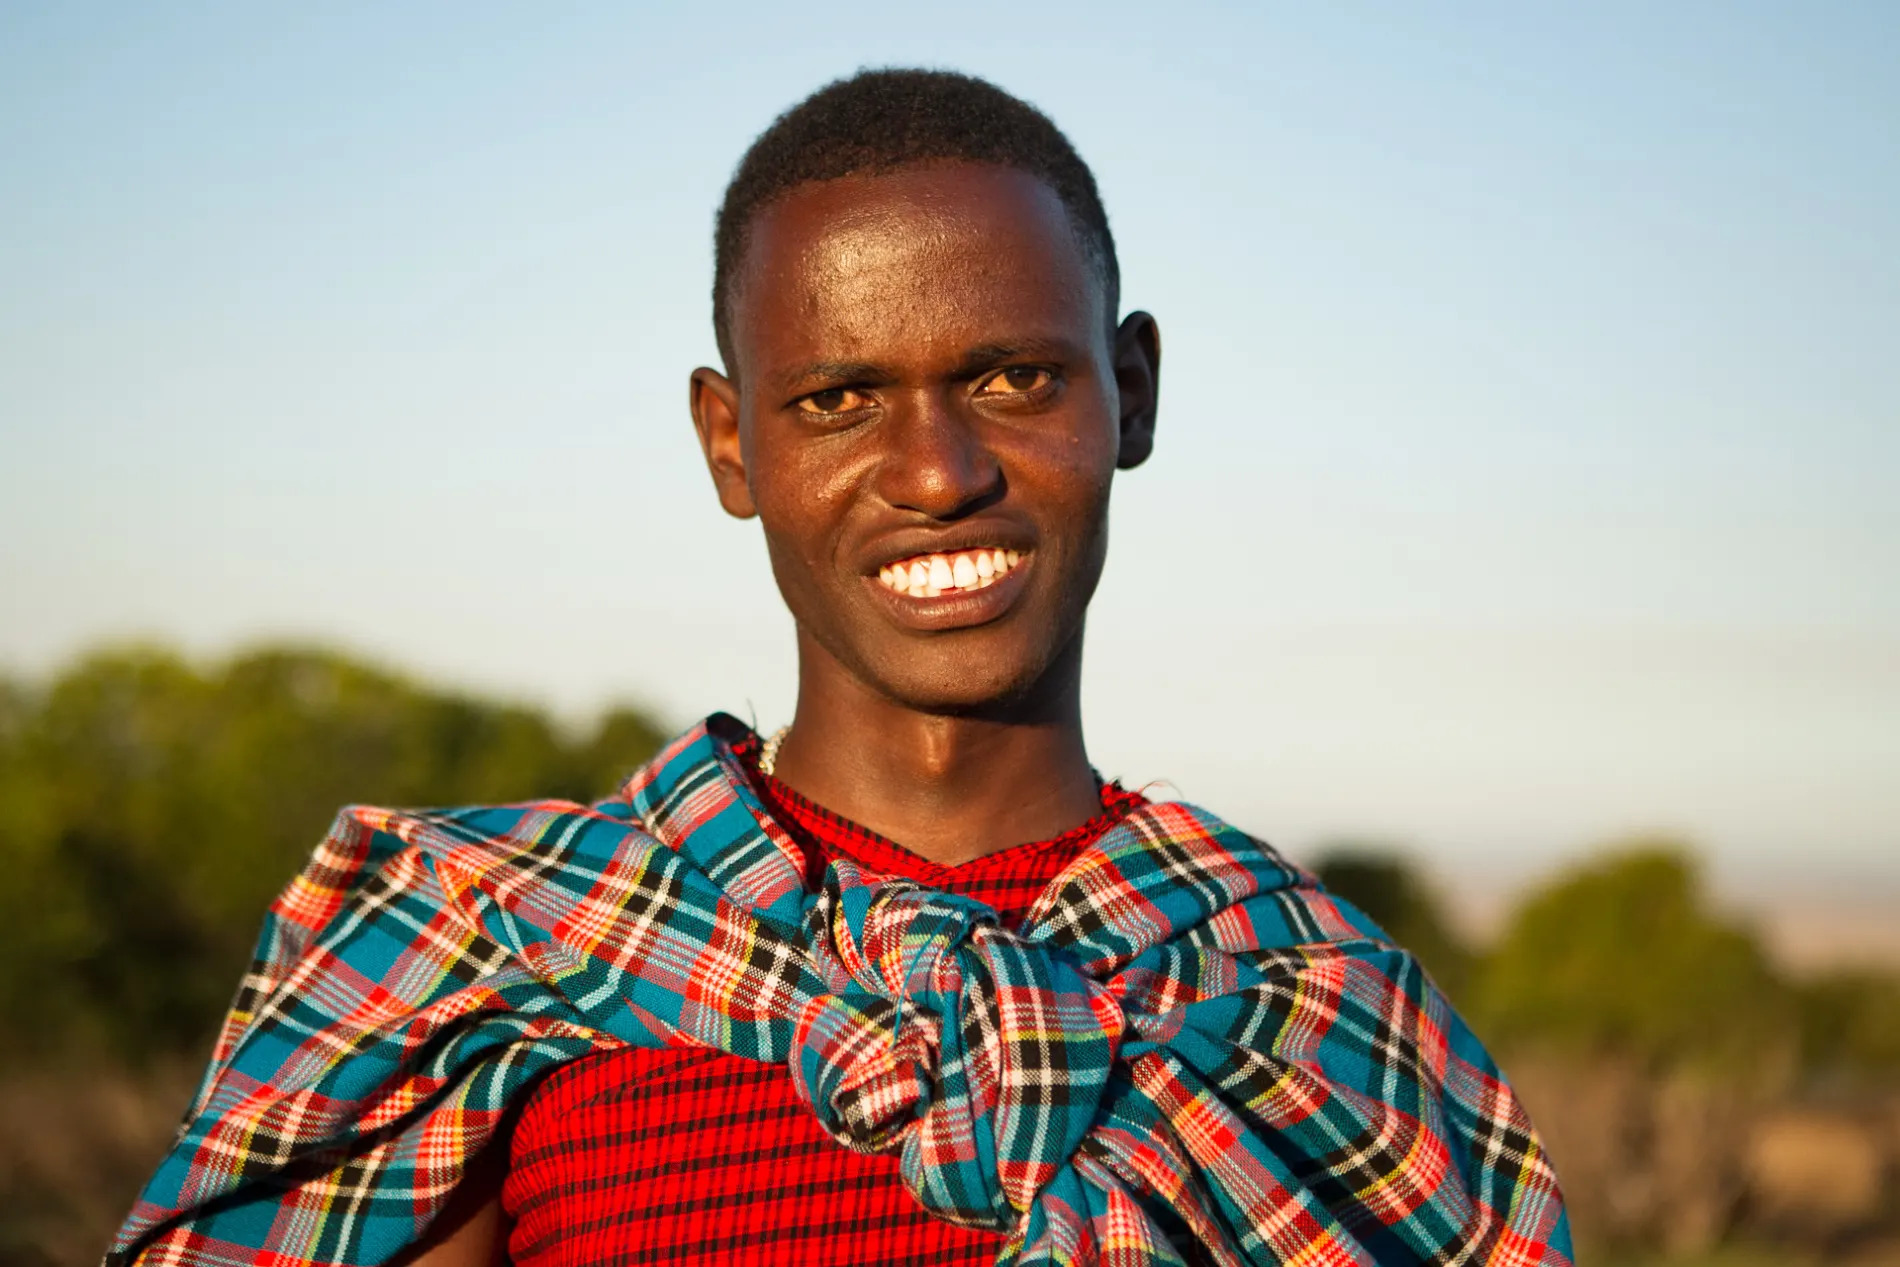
[734,726,1152,897]
[502,736,1146,1265]
[112,713,1573,1267]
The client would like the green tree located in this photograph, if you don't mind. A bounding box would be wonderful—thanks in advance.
[1467,843,1787,1075]
[1794,969,1900,1082]
[0,645,667,1066]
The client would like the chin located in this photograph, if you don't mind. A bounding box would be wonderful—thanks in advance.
[883,681,1032,716]
[862,637,1068,717]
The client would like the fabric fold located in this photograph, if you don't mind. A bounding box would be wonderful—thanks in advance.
[110,715,1571,1267]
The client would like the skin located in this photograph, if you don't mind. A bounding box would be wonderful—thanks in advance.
[693,163,1160,862]
[405,159,1161,1263]
[395,1140,509,1266]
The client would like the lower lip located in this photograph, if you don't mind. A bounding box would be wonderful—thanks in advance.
[862,558,1032,631]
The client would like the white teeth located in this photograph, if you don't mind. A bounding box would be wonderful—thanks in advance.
[876,549,1024,596]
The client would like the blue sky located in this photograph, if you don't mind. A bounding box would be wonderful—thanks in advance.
[3,2,1895,919]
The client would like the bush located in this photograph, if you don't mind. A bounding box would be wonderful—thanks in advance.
[1794,969,1900,1082]
[0,645,666,1066]
[1466,844,1789,1076]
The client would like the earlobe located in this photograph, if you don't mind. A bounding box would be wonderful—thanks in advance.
[1113,311,1161,471]
[689,367,759,519]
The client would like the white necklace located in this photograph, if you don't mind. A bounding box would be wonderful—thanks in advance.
[759,725,791,777]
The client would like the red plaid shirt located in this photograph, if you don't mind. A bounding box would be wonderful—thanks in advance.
[501,739,1147,1266]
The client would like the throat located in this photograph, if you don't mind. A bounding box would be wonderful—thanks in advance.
[760,713,1104,868]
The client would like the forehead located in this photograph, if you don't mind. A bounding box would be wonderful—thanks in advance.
[728,164,1106,385]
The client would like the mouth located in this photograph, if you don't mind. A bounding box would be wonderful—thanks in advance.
[875,547,1023,598]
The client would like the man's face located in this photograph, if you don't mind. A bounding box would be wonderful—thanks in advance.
[693,163,1158,714]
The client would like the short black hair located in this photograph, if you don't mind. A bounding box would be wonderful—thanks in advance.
[712,68,1119,373]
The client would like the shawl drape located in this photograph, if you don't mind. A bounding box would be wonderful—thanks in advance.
[111,716,1571,1266]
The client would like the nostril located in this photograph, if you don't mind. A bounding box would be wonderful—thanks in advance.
[876,417,1004,518]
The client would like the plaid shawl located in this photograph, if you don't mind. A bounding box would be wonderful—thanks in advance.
[112,715,1571,1267]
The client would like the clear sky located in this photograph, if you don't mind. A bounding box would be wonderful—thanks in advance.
[3,3,1895,920]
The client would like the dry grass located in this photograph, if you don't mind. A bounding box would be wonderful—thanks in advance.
[0,1061,199,1266]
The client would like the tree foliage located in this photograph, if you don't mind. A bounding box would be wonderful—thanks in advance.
[1466,844,1788,1074]
[0,645,665,1065]
[1310,842,1898,1086]
[1793,968,1900,1082]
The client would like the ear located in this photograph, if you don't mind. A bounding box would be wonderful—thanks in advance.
[690,366,757,519]
[1112,311,1160,470]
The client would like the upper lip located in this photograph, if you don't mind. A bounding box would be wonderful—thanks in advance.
[859,522,1036,574]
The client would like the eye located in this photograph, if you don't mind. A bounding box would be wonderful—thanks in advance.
[796,387,872,415]
[975,366,1053,396]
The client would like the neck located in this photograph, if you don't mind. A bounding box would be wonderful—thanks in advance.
[765,631,1101,866]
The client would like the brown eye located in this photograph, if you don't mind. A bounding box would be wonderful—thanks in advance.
[976,366,1052,395]
[797,387,867,415]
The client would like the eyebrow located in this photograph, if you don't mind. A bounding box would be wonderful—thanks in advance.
[772,361,891,395]
[771,337,1086,396]
[947,338,1082,378]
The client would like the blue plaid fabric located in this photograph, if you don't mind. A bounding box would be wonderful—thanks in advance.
[112,716,1572,1266]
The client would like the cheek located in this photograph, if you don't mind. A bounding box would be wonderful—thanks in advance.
[751,445,872,614]
[1048,417,1121,559]
[1046,371,1124,487]
[1017,428,1119,533]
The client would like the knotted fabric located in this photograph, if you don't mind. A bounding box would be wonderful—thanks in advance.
[111,716,1573,1266]
[794,864,1127,1231]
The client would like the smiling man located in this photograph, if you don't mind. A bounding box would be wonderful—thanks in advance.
[113,71,1572,1267]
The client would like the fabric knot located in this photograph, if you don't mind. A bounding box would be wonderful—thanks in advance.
[789,858,1125,1230]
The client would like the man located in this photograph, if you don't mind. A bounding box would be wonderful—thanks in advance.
[113,71,1571,1266]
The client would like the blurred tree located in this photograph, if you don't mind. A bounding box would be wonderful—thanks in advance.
[553,706,670,804]
[0,645,667,1066]
[1467,843,1789,1076]
[1794,969,1900,1082]
[1310,845,1474,1000]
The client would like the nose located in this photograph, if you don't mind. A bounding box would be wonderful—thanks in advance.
[873,391,1003,519]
